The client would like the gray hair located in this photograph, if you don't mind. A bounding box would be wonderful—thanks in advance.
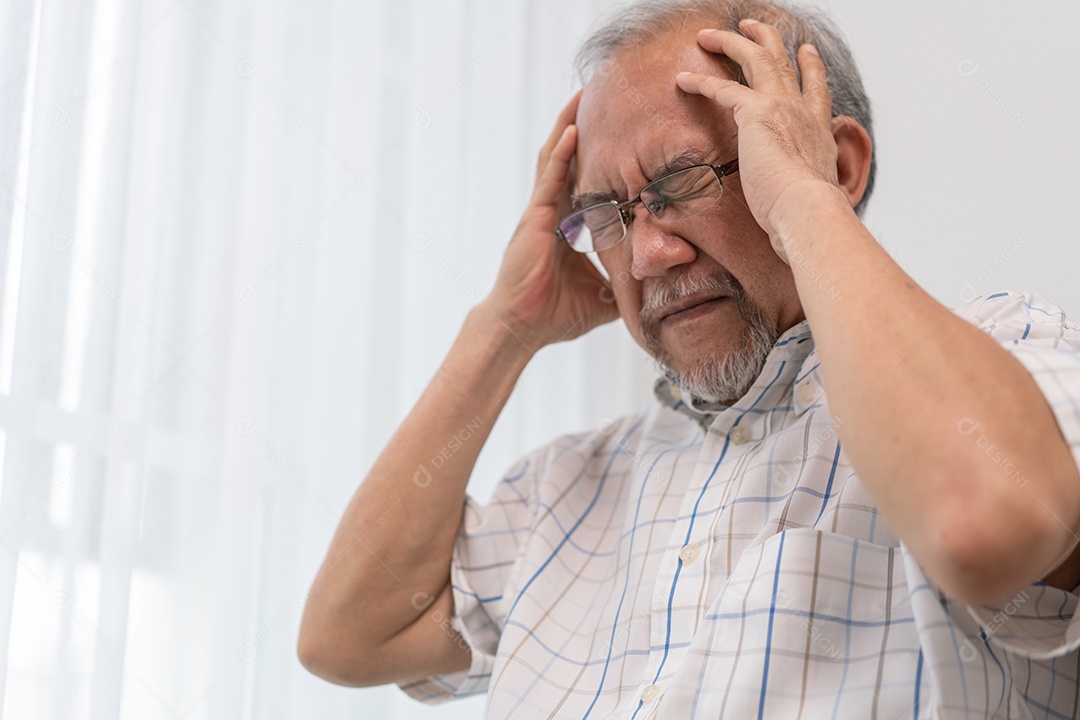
[574,0,876,217]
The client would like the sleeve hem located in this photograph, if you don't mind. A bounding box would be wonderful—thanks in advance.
[395,595,496,703]
[963,584,1080,660]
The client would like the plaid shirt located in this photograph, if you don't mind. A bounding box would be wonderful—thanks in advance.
[400,290,1080,719]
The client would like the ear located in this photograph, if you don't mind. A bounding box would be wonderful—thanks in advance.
[830,116,873,210]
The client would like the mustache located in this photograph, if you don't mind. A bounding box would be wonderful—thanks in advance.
[639,270,741,326]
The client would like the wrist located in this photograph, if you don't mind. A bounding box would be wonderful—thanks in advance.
[464,300,536,369]
[768,180,854,259]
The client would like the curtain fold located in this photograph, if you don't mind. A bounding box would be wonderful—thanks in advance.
[0,1,651,718]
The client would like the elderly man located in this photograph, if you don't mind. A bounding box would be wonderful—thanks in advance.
[299,1,1080,717]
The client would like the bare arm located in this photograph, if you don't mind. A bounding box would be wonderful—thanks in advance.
[774,188,1080,604]
[297,304,530,685]
[298,91,618,686]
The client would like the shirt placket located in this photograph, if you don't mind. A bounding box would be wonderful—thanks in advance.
[627,411,758,718]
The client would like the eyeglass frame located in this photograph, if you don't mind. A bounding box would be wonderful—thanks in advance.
[554,158,740,252]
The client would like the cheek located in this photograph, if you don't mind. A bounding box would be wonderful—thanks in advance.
[612,282,644,339]
[599,248,633,288]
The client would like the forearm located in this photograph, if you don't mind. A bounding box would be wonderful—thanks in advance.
[300,301,531,655]
[774,182,1080,603]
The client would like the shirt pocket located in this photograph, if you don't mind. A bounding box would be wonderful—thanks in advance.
[691,527,924,719]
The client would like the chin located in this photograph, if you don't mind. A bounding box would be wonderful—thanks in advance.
[651,322,779,405]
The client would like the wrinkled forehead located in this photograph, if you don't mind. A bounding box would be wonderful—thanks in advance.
[575,32,741,195]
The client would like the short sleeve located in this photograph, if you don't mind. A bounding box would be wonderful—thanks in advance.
[950,290,1080,655]
[955,290,1080,496]
[396,447,544,703]
[900,545,1080,719]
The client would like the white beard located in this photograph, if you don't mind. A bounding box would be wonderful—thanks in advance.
[651,307,778,405]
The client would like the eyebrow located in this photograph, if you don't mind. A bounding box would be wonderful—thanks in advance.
[571,148,712,210]
[650,148,709,179]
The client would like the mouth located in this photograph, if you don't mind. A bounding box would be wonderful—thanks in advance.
[660,296,730,325]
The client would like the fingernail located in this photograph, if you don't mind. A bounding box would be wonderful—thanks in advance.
[741,18,760,26]
[805,43,819,56]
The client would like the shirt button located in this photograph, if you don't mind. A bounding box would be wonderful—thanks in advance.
[729,426,749,445]
[797,382,817,404]
[678,544,700,565]
[640,684,661,703]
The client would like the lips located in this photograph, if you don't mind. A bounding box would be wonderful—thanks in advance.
[660,294,729,323]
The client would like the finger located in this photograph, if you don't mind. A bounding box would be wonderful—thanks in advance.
[536,90,583,181]
[797,44,832,125]
[737,19,801,96]
[532,124,577,207]
[676,71,756,110]
[695,28,788,95]
[565,243,614,292]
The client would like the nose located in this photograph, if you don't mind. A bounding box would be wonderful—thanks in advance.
[627,207,698,281]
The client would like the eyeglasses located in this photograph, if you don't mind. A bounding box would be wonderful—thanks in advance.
[555,159,739,253]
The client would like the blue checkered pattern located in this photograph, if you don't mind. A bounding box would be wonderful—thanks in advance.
[400,290,1080,719]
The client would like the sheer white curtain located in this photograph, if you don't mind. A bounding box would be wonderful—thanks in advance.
[0,0,651,718]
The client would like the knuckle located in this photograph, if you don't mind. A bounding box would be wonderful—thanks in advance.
[759,95,784,115]
[701,75,729,91]
[752,46,774,64]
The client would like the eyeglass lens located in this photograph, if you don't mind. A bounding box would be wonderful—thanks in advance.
[560,165,724,252]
